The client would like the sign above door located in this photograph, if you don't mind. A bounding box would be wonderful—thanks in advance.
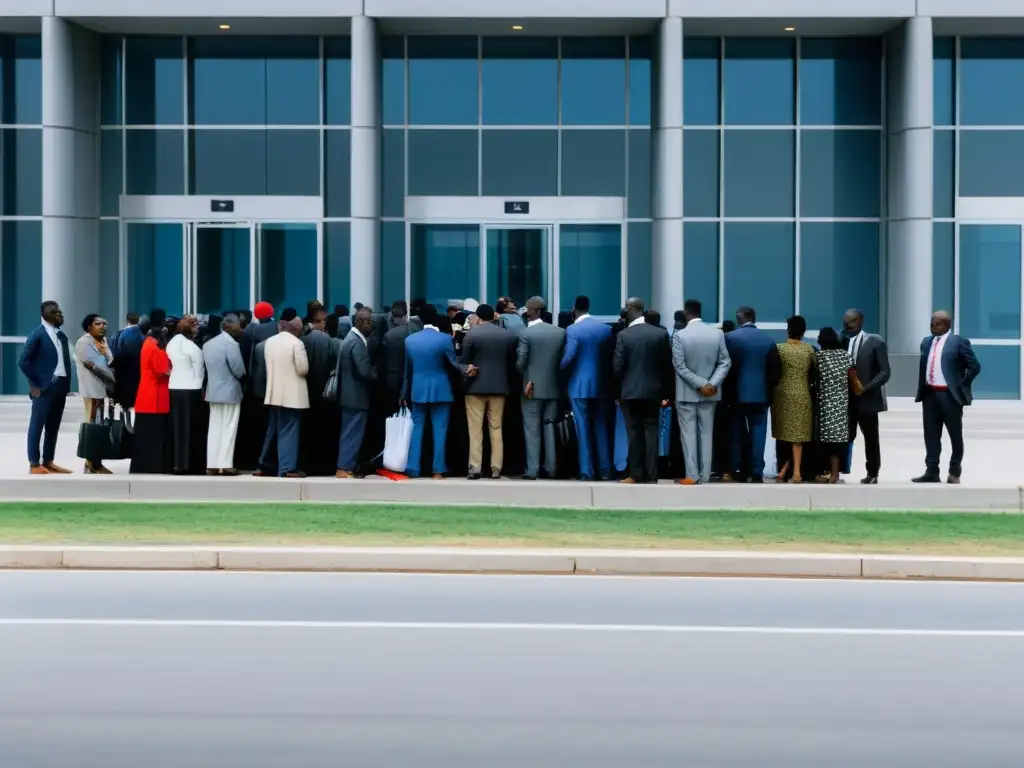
[504,201,530,214]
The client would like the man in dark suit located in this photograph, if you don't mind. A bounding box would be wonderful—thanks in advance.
[110,312,145,409]
[236,301,279,471]
[613,298,672,484]
[724,306,781,483]
[515,296,565,480]
[842,308,892,484]
[461,304,516,480]
[336,308,378,478]
[913,310,981,484]
[19,300,72,474]
[381,300,410,409]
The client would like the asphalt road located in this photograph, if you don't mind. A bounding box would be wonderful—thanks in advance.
[0,572,1022,767]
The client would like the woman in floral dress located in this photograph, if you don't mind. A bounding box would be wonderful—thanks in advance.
[772,316,815,483]
[814,327,857,483]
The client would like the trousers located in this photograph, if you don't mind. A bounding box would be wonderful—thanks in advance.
[207,402,241,470]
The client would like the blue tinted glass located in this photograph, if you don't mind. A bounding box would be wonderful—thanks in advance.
[684,129,719,217]
[126,129,184,194]
[482,37,557,125]
[724,130,794,217]
[325,222,351,308]
[98,220,120,325]
[799,223,879,332]
[101,129,122,217]
[411,224,480,310]
[190,129,319,195]
[100,36,122,125]
[267,130,319,195]
[125,37,184,125]
[561,37,626,126]
[971,345,1020,399]
[0,220,42,336]
[958,224,1022,340]
[195,227,250,316]
[628,36,652,126]
[627,129,651,218]
[933,37,955,127]
[933,222,955,319]
[381,36,405,125]
[800,130,881,217]
[481,130,557,196]
[627,221,652,303]
[325,129,351,216]
[408,129,478,195]
[381,128,404,217]
[723,222,794,322]
[684,38,720,126]
[799,38,881,126]
[0,128,41,215]
[723,38,794,125]
[960,130,1024,196]
[960,38,1024,126]
[0,36,41,125]
[559,224,621,316]
[684,222,719,322]
[933,130,954,218]
[1,343,31,394]
[561,129,625,196]
[189,37,319,125]
[486,229,549,305]
[325,37,351,125]
[380,221,405,307]
[126,222,185,318]
[258,224,318,313]
[408,36,478,126]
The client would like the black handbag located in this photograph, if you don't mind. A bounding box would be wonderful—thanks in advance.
[77,403,112,462]
[109,405,134,460]
[322,342,344,402]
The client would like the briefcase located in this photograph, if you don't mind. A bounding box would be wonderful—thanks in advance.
[550,410,579,480]
[77,404,112,463]
[109,405,134,460]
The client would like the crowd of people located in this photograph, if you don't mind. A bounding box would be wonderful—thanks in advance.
[20,293,981,484]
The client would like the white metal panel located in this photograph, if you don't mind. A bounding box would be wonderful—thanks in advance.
[671,0,916,17]
[54,0,361,16]
[121,195,323,220]
[0,0,53,17]
[919,0,1024,17]
[367,0,667,18]
[958,198,1024,221]
[405,196,625,221]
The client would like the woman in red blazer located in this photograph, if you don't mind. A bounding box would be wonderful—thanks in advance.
[130,317,173,474]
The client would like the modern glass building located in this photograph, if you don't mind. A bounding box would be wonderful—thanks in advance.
[0,0,1021,398]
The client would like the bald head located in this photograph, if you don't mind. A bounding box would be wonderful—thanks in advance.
[930,310,952,336]
[625,297,645,323]
[525,296,546,322]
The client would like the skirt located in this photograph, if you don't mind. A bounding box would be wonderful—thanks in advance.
[170,389,207,474]
[130,413,172,474]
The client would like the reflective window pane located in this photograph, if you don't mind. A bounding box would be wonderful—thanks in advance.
[0,36,41,125]
[408,129,478,196]
[561,129,625,196]
[960,38,1024,126]
[126,222,185,318]
[561,37,626,126]
[959,130,1024,197]
[408,36,478,126]
[411,224,480,310]
[482,37,557,126]
[486,228,549,305]
[381,128,405,218]
[481,130,557,196]
[684,38,720,126]
[723,222,794,323]
[684,129,719,217]
[325,222,351,309]
[628,36,652,126]
[627,129,651,218]
[325,129,351,217]
[958,224,1022,340]
[799,223,880,333]
[799,38,881,126]
[380,221,405,308]
[381,36,405,125]
[258,223,318,314]
[933,37,955,127]
[723,38,794,126]
[125,37,184,125]
[0,128,41,215]
[100,35,122,125]
[723,130,794,217]
[627,221,652,304]
[195,227,250,316]
[933,129,954,218]
[99,220,120,325]
[684,222,719,323]
[971,345,1020,400]
[0,220,42,336]
[933,222,955,318]
[324,37,351,125]
[189,129,319,196]
[101,129,122,217]
[800,130,881,218]
[559,224,621,316]
[126,129,184,195]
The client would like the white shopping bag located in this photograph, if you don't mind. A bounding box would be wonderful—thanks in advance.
[382,408,414,473]
[762,408,777,478]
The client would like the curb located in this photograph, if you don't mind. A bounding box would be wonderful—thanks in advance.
[1,546,1023,581]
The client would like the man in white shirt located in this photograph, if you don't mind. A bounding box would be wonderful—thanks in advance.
[19,301,72,474]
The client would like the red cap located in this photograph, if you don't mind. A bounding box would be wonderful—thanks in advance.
[253,301,274,321]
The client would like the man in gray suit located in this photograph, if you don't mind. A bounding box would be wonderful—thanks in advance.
[336,307,378,478]
[673,299,732,485]
[203,314,246,476]
[515,296,565,480]
[461,304,516,479]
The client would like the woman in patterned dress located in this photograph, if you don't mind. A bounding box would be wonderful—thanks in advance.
[772,315,815,483]
[814,327,856,484]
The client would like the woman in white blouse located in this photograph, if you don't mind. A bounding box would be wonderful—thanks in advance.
[166,316,207,474]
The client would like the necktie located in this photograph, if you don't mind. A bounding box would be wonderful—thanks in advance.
[851,334,861,364]
[927,338,939,385]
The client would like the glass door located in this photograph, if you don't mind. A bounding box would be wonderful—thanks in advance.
[124,221,188,318]
[483,226,552,308]
[189,223,254,317]
[254,223,321,315]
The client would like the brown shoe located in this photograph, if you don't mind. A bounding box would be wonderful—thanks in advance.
[95,465,113,475]
[676,478,697,486]
[207,469,220,476]
[30,465,49,475]
[220,469,240,476]
[620,477,637,484]
[432,473,445,480]
[284,472,306,479]
[44,463,72,474]
[336,469,355,479]
[721,473,735,484]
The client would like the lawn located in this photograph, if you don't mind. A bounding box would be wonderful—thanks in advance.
[0,503,1022,555]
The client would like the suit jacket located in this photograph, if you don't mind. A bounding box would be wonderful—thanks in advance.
[402,328,465,404]
[673,320,732,403]
[263,332,310,410]
[338,330,377,411]
[916,333,982,407]
[111,325,144,407]
[559,317,613,400]
[613,321,672,402]
[725,324,781,405]
[408,316,425,335]
[19,324,72,394]
[844,332,891,414]
[301,329,335,403]
[203,332,246,404]
[497,312,525,336]
[382,324,411,394]
[515,321,566,400]
[241,319,278,374]
[251,340,269,401]
[461,322,516,396]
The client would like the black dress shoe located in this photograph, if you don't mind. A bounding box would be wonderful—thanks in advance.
[749,476,764,484]
[520,475,536,481]
[861,476,878,485]
[467,472,482,481]
[947,475,961,485]
[911,473,941,483]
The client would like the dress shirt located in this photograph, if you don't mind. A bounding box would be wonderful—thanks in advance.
[43,320,67,378]
[849,331,865,364]
[628,316,646,328]
[166,334,206,390]
[423,324,439,333]
[351,327,367,346]
[527,318,543,327]
[574,313,591,324]
[926,332,950,388]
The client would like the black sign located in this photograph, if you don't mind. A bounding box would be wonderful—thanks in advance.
[504,201,529,214]
[211,199,235,213]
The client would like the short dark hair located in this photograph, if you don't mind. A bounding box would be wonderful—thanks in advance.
[353,302,364,311]
[736,306,756,324]
[334,304,349,318]
[645,310,661,327]
[126,312,140,325]
[817,326,842,350]
[475,304,496,322]
[787,315,807,340]
[391,300,408,318]
[683,299,702,318]
[673,310,686,325]
[574,295,590,313]
[280,307,299,322]
[419,304,439,325]
[81,313,101,332]
[721,320,736,333]
[41,300,58,316]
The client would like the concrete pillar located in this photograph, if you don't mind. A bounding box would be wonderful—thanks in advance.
[651,17,684,318]
[349,15,381,308]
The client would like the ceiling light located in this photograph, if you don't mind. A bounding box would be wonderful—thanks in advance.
[511,25,524,31]
[219,24,231,30]
[784,26,795,31]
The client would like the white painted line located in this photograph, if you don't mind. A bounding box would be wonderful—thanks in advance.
[0,619,1021,637]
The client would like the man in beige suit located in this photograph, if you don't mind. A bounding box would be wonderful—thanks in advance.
[258,309,309,478]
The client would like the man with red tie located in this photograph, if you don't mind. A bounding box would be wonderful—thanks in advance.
[912,310,981,484]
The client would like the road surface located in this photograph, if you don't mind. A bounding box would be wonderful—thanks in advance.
[0,571,1022,766]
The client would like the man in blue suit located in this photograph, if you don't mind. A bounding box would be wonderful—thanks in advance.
[402,306,474,478]
[724,306,781,483]
[913,310,981,484]
[19,300,73,474]
[559,295,614,481]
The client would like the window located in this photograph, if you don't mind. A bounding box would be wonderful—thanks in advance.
[960,38,1024,126]
[959,130,1024,197]
[723,38,794,126]
[683,222,719,322]
[381,128,405,217]
[559,224,621,316]
[799,38,882,126]
[0,36,42,125]
[482,37,558,126]
[560,37,626,126]
[933,130,955,218]
[101,129,122,217]
[125,37,184,125]
[628,129,651,218]
[800,130,881,218]
[723,222,794,322]
[189,129,320,195]
[933,37,955,127]
[126,129,184,195]
[971,346,1020,399]
[684,38,719,126]
[481,130,557,196]
[561,130,625,196]
[684,130,719,217]
[380,221,405,308]
[799,222,880,332]
[325,129,351,216]
[627,222,652,303]
[324,37,351,125]
[408,130,478,196]
[0,220,42,336]
[381,36,405,126]
[100,35,123,125]
[324,222,351,309]
[411,224,480,310]
[628,36,652,126]
[958,224,1021,340]
[933,222,955,317]
[723,130,794,217]
[408,36,478,125]
[0,128,41,215]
